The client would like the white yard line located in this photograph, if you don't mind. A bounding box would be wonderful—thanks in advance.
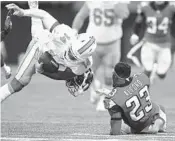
[1,134,175,141]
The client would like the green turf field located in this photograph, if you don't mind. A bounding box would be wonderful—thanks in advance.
[1,66,175,141]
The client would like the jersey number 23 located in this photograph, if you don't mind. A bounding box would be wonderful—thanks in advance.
[125,85,153,121]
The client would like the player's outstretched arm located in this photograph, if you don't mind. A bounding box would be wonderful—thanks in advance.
[72,2,89,33]
[6,3,58,31]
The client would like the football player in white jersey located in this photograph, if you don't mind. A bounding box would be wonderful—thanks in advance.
[72,1,129,111]
[0,3,96,102]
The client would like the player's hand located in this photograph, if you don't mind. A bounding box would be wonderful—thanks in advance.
[96,88,111,96]
[130,34,139,45]
[6,3,25,17]
[35,62,44,74]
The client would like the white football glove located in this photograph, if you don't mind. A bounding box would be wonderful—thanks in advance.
[130,34,139,45]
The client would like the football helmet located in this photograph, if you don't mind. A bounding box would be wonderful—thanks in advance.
[67,33,96,61]
[66,68,94,97]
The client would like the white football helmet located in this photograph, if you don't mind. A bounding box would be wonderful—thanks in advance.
[67,33,96,61]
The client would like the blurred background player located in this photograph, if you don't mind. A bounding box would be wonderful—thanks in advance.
[130,1,175,84]
[96,62,166,135]
[72,1,129,111]
[1,10,13,79]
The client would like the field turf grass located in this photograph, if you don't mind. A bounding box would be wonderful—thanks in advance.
[1,66,175,141]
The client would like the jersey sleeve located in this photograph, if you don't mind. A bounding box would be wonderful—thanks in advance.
[50,21,60,33]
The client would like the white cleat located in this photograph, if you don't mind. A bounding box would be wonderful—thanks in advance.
[28,1,39,9]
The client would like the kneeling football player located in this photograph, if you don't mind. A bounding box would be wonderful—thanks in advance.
[96,62,166,135]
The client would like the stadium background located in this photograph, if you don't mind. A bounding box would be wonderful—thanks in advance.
[1,1,175,141]
[0,1,159,64]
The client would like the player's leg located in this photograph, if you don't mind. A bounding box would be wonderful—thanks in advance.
[103,40,121,87]
[90,44,104,105]
[141,42,156,78]
[1,42,11,79]
[96,40,121,111]
[141,104,166,134]
[156,44,171,79]
[0,39,38,102]
[127,40,144,67]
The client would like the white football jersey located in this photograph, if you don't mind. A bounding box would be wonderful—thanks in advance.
[86,1,123,43]
[36,24,92,75]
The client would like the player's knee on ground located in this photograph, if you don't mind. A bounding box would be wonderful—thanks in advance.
[144,70,152,78]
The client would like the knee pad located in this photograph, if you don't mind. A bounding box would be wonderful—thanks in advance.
[144,70,152,78]
[9,78,25,93]
[157,73,166,79]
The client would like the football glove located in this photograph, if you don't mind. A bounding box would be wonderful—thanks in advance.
[38,51,59,73]
[66,68,93,97]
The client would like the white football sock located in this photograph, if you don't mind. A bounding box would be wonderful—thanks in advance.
[0,84,12,103]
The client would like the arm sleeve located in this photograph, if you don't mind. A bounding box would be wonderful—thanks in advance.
[72,2,89,32]
[108,105,123,135]
[41,68,76,80]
